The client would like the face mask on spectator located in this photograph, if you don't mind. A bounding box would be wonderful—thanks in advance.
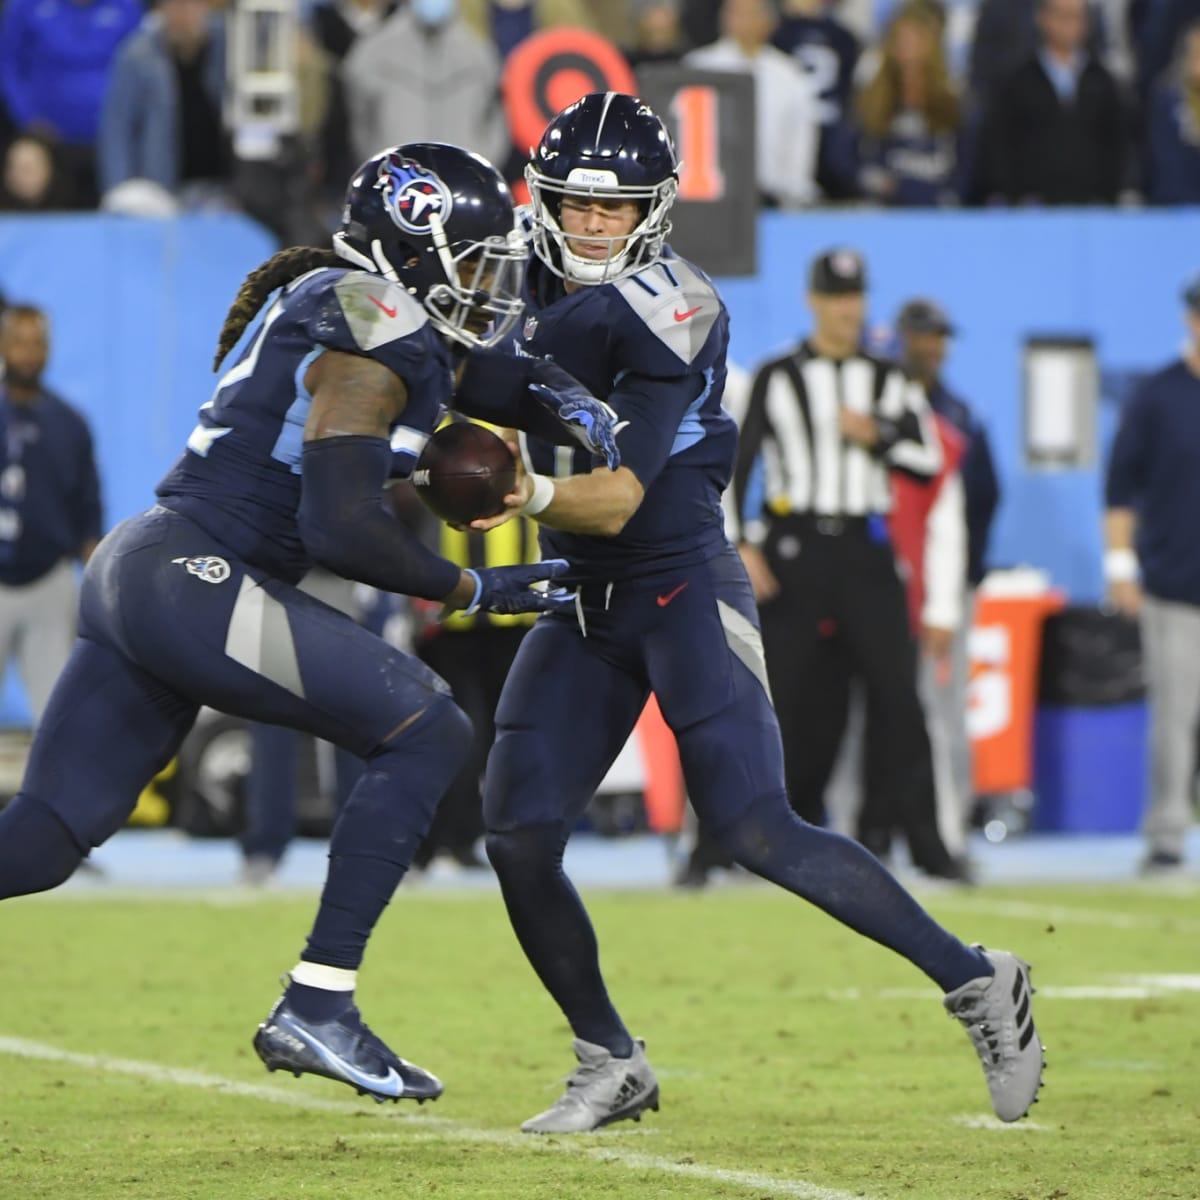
[411,0,457,28]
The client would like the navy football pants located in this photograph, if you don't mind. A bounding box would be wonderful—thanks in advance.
[0,506,468,912]
[485,544,783,834]
[484,544,989,1049]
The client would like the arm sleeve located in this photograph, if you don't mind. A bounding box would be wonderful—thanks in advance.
[730,363,777,544]
[453,349,588,445]
[298,435,462,600]
[877,370,942,479]
[604,370,706,488]
[923,472,966,631]
[1105,386,1152,508]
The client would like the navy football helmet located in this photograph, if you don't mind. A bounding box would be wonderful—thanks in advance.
[333,143,526,349]
[526,92,679,285]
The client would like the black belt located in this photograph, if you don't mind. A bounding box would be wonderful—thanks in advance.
[777,513,874,537]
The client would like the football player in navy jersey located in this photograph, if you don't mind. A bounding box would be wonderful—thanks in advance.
[468,93,1045,1133]
[0,143,624,1105]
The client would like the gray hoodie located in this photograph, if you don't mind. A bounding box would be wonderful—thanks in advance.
[341,7,508,168]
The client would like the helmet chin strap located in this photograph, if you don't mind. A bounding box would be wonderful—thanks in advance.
[561,241,634,285]
[556,206,655,284]
[426,211,458,286]
[331,232,402,285]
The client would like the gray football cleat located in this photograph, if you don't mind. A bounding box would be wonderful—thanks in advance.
[944,947,1045,1122]
[521,1037,660,1133]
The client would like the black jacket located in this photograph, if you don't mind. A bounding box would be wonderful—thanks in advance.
[978,55,1128,204]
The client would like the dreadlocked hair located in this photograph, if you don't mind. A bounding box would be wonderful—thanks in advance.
[212,246,343,371]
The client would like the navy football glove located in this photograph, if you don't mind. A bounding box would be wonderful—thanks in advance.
[463,558,574,616]
[529,378,628,471]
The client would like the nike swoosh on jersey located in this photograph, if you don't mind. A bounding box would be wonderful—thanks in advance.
[369,294,399,319]
[673,306,702,322]
[285,1021,404,1097]
[656,582,689,607]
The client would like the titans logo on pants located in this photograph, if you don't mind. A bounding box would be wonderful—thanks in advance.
[172,555,231,584]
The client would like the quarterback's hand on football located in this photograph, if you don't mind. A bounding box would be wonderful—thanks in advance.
[529,381,627,471]
[460,559,573,616]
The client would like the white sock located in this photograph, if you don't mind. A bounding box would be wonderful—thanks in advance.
[289,962,358,992]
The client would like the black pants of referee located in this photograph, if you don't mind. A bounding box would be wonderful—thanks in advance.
[757,513,955,876]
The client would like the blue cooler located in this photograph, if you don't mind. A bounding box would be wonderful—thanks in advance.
[1031,703,1148,833]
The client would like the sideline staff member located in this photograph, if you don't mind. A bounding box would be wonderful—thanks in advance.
[732,248,961,878]
[1104,272,1200,875]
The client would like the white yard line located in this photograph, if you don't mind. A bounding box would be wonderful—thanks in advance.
[0,1034,871,1200]
[926,896,1200,934]
[949,1115,1051,1132]
[830,975,1200,1002]
[1084,1060,1169,1071]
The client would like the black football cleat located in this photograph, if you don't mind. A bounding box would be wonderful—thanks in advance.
[253,994,443,1104]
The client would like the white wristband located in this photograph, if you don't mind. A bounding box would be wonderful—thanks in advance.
[1104,548,1139,583]
[521,473,555,516]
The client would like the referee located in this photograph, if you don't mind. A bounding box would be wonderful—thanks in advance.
[732,247,963,879]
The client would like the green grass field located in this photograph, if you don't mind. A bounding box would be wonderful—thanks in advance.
[1,882,1197,1200]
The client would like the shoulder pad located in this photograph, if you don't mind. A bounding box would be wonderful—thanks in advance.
[330,271,428,352]
[612,258,721,370]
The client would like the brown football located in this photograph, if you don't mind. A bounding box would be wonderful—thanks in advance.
[412,422,518,524]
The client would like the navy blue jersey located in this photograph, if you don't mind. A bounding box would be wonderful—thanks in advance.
[518,249,736,581]
[772,14,860,127]
[858,113,962,207]
[158,266,453,583]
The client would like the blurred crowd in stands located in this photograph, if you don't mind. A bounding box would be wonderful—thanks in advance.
[1,0,1198,243]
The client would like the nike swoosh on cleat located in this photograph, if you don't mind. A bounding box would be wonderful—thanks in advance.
[673,306,701,322]
[277,1021,404,1097]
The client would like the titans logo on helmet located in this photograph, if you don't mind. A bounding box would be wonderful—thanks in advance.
[375,153,453,235]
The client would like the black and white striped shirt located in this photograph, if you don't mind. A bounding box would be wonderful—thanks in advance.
[731,342,942,543]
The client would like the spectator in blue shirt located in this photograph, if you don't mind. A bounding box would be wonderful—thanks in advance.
[1104,273,1200,876]
[0,304,103,726]
[1145,18,1200,203]
[0,0,142,207]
